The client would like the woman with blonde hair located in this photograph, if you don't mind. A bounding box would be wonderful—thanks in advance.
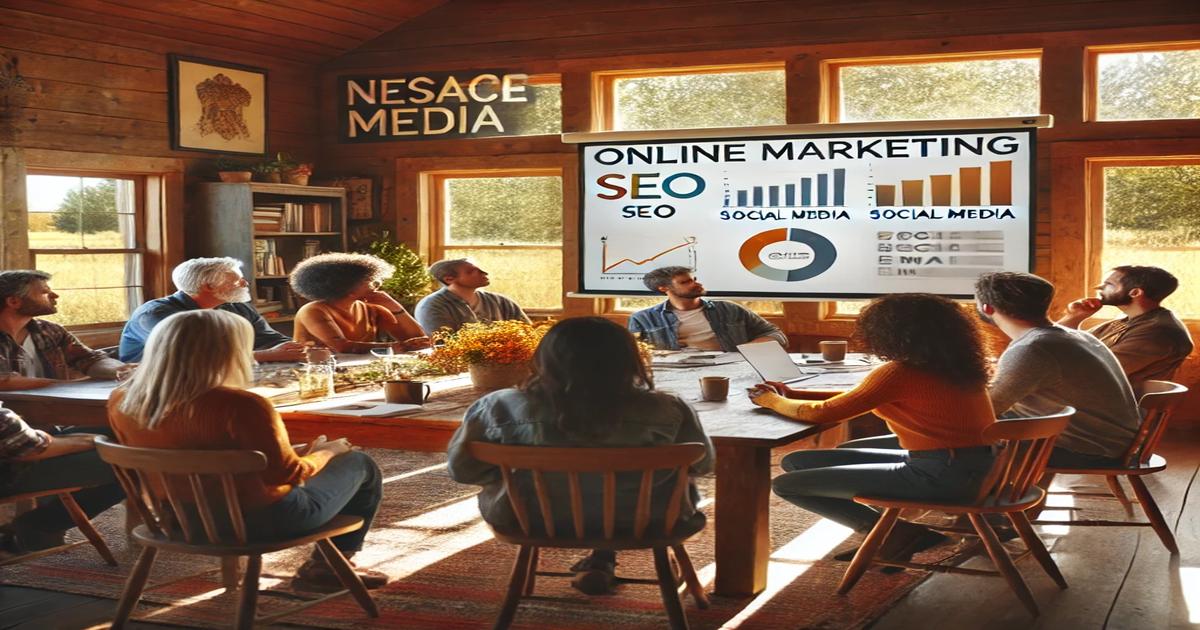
[289,253,429,354]
[107,309,388,592]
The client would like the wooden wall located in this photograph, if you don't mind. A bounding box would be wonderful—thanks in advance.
[319,0,1200,417]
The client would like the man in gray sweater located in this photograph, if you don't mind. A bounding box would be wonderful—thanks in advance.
[413,259,530,336]
[975,272,1141,467]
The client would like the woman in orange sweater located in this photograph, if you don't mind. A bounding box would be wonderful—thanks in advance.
[290,253,430,354]
[750,293,995,561]
[108,309,387,592]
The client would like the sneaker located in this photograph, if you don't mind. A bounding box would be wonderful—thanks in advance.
[569,553,617,596]
[292,557,389,593]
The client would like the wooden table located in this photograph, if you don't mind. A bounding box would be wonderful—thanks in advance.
[1,357,871,598]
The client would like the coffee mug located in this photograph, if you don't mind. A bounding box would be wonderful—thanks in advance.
[384,380,432,404]
[699,376,730,402]
[819,340,848,362]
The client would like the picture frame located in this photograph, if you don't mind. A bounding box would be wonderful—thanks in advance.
[169,54,268,156]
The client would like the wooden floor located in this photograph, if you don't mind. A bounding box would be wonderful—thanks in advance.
[3,426,1198,629]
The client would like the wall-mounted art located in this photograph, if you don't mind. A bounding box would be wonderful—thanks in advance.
[169,54,267,156]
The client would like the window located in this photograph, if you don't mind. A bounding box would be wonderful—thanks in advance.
[433,171,563,310]
[1096,160,1200,318]
[506,75,562,136]
[601,65,786,314]
[832,53,1040,123]
[602,65,786,132]
[1092,46,1200,121]
[26,173,145,327]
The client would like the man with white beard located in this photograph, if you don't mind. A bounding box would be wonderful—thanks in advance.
[0,270,129,390]
[120,257,306,363]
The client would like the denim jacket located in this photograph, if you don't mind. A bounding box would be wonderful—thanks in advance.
[446,388,715,534]
[627,299,787,351]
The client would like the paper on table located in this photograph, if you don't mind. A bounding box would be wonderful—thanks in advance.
[289,401,423,417]
[651,351,743,367]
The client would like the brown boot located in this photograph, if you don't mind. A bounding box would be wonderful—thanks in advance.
[292,556,389,592]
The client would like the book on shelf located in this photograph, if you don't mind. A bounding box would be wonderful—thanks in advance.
[254,300,283,314]
[303,239,321,259]
[252,239,286,276]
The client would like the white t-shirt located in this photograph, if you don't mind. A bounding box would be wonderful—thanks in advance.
[674,307,721,351]
[20,335,44,378]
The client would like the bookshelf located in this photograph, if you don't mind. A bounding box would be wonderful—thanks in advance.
[191,182,348,323]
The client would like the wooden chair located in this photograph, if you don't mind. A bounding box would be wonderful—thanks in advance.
[94,437,379,630]
[0,488,117,568]
[1035,380,1188,553]
[837,408,1075,617]
[466,442,711,630]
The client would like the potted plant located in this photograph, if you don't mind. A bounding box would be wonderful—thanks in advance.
[425,320,552,390]
[213,156,252,183]
[273,152,312,185]
[362,232,432,310]
[251,161,281,183]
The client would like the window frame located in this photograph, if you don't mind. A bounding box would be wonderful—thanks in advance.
[595,62,786,131]
[25,169,149,331]
[1085,41,1200,123]
[425,167,566,314]
[823,49,1043,124]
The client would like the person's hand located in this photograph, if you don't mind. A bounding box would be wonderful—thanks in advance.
[399,336,432,351]
[305,435,353,457]
[747,384,776,407]
[1065,297,1103,319]
[115,363,137,382]
[762,380,794,397]
[254,341,308,363]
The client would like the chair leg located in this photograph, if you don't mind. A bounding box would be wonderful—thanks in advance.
[111,546,157,629]
[57,492,116,566]
[1127,476,1179,554]
[653,547,690,630]
[523,546,539,595]
[494,545,533,630]
[221,556,242,590]
[1007,511,1067,589]
[671,544,710,609]
[234,555,262,630]
[1105,476,1134,516]
[837,507,900,595]
[316,538,379,617]
[969,513,1038,617]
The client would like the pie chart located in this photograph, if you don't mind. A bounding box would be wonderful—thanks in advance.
[738,228,837,281]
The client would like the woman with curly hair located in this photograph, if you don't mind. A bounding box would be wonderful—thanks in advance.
[290,253,430,354]
[749,293,995,564]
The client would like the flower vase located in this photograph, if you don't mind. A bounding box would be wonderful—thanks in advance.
[284,171,309,186]
[468,361,531,391]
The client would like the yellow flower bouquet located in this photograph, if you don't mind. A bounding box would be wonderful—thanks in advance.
[427,320,552,388]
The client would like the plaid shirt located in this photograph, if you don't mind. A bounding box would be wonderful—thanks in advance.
[0,318,109,381]
[0,407,51,461]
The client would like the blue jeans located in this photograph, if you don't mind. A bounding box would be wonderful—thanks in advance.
[248,451,382,553]
[0,427,124,542]
[773,437,994,532]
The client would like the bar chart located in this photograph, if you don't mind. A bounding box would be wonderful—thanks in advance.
[725,168,846,208]
[875,161,1012,207]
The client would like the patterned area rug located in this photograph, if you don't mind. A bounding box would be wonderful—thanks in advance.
[0,447,979,629]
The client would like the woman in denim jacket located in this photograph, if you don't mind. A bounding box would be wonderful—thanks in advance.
[447,317,715,595]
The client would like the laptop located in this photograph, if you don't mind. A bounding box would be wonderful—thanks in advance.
[736,342,814,385]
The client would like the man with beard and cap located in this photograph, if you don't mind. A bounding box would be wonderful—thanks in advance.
[975,271,1141,469]
[0,270,128,391]
[119,257,306,363]
[1056,265,1193,390]
[627,266,787,351]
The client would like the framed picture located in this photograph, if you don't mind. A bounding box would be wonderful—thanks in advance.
[169,54,268,156]
[318,177,376,220]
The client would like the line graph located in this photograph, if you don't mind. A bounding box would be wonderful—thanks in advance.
[600,236,697,278]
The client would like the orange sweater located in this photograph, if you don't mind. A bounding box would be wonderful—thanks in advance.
[754,362,995,451]
[108,387,323,509]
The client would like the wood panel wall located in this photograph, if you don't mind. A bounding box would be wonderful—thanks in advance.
[320,0,1200,418]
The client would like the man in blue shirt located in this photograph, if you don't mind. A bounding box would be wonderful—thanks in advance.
[119,258,306,363]
[627,266,787,351]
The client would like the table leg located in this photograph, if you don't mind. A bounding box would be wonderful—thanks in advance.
[713,443,772,597]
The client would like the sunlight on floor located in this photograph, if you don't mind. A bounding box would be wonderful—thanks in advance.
[712,518,854,629]
[1180,567,1200,623]
[381,462,448,484]
[352,497,495,579]
[1039,478,1078,536]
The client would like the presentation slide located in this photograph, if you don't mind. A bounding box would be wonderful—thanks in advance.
[576,127,1035,298]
